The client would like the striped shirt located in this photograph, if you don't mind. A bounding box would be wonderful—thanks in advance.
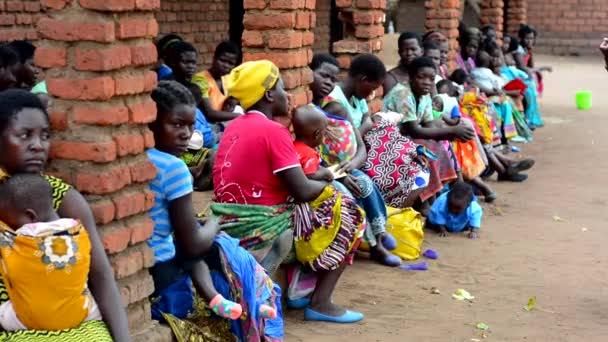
[147,148,193,263]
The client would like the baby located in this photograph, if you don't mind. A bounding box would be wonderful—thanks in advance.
[292,105,334,182]
[0,174,101,331]
[426,181,483,239]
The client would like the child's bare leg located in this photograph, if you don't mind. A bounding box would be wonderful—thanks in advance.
[191,261,242,320]
[485,150,507,174]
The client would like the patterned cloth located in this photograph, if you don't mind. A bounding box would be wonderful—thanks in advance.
[0,169,112,340]
[362,118,424,208]
[212,185,365,272]
[0,219,93,331]
[317,106,357,166]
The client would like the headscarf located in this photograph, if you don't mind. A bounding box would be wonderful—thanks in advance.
[225,60,280,110]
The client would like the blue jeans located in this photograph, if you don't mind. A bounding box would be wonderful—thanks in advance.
[335,169,388,247]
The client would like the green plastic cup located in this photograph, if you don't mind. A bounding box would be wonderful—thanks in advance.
[575,91,592,110]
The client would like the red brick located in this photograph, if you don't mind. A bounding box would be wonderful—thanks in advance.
[130,42,157,66]
[242,30,264,48]
[34,47,67,68]
[333,39,373,53]
[128,99,157,124]
[147,18,159,37]
[356,0,384,9]
[79,0,135,11]
[116,17,150,39]
[130,159,157,183]
[75,45,132,71]
[47,77,115,101]
[244,13,295,30]
[353,11,384,25]
[101,223,131,254]
[301,68,313,85]
[128,217,155,245]
[90,199,116,225]
[144,189,155,211]
[16,14,33,25]
[41,0,69,10]
[0,15,15,26]
[143,71,157,92]
[37,18,115,43]
[243,49,309,69]
[6,1,24,11]
[24,1,41,12]
[142,129,155,149]
[281,69,302,89]
[111,247,143,278]
[127,301,149,330]
[295,12,311,29]
[291,89,309,107]
[302,31,315,46]
[112,190,146,219]
[305,0,316,9]
[114,132,145,157]
[268,31,303,49]
[440,0,460,8]
[48,109,68,131]
[73,104,129,126]
[269,0,304,10]
[244,0,267,9]
[355,24,385,39]
[75,165,131,195]
[115,74,146,96]
[51,140,117,163]
[337,56,351,69]
[123,272,155,304]
[142,243,154,267]
[135,0,160,10]
[335,0,352,7]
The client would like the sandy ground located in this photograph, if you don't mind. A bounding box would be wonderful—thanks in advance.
[194,49,608,341]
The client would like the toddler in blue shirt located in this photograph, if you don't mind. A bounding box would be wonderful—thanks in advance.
[427,181,483,239]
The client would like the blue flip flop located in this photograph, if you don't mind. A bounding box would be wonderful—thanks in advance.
[287,297,311,310]
[382,233,397,250]
[304,308,364,323]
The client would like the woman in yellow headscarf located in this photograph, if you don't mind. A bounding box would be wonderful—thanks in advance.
[211,60,367,324]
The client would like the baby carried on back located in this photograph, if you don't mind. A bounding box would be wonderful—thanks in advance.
[0,174,100,331]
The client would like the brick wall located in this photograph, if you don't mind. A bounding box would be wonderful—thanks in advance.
[0,0,40,41]
[313,0,331,52]
[425,0,463,70]
[155,0,230,67]
[528,0,606,55]
[35,0,170,340]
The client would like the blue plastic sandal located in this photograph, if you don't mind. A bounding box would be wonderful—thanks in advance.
[287,297,311,309]
[382,233,397,250]
[304,308,364,323]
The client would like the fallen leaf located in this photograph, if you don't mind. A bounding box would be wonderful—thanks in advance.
[552,215,565,222]
[524,296,537,311]
[430,287,440,294]
[476,322,489,330]
[453,289,475,301]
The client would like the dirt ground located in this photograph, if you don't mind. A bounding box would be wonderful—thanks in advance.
[194,47,608,341]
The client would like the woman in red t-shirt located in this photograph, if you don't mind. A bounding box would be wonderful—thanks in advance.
[212,60,366,324]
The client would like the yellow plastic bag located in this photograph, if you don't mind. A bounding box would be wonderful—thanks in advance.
[359,207,424,260]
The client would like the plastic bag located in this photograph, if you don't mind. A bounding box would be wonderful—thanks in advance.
[360,207,424,260]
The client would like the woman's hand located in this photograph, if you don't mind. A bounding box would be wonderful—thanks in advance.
[341,174,362,198]
[452,122,475,141]
[336,160,357,174]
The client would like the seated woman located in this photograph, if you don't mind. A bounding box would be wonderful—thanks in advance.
[383,32,424,95]
[147,81,283,341]
[309,53,401,267]
[0,89,129,341]
[383,57,476,204]
[513,24,552,128]
[212,60,366,323]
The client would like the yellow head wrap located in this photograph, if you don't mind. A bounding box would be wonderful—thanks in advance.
[225,60,280,111]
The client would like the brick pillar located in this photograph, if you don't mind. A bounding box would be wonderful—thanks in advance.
[505,0,526,37]
[425,0,463,71]
[36,0,170,340]
[241,0,317,109]
[480,0,504,40]
[332,0,385,113]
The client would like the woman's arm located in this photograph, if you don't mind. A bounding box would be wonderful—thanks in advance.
[169,194,219,257]
[401,120,474,141]
[200,97,240,123]
[277,167,328,203]
[59,189,131,342]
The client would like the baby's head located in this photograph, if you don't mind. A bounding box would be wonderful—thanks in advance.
[222,96,240,112]
[447,181,474,215]
[449,69,469,86]
[436,79,453,96]
[432,95,444,113]
[0,174,58,228]
[292,105,328,148]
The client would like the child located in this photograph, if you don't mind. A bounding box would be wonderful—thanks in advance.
[427,181,482,239]
[0,174,102,331]
[149,81,277,322]
[384,32,423,94]
[423,40,443,86]
[292,105,334,182]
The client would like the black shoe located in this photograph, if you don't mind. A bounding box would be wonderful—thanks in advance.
[498,173,528,182]
[506,158,535,176]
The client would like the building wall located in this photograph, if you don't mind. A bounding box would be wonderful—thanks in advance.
[155,0,230,67]
[313,0,331,52]
[0,0,40,41]
[528,0,605,55]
